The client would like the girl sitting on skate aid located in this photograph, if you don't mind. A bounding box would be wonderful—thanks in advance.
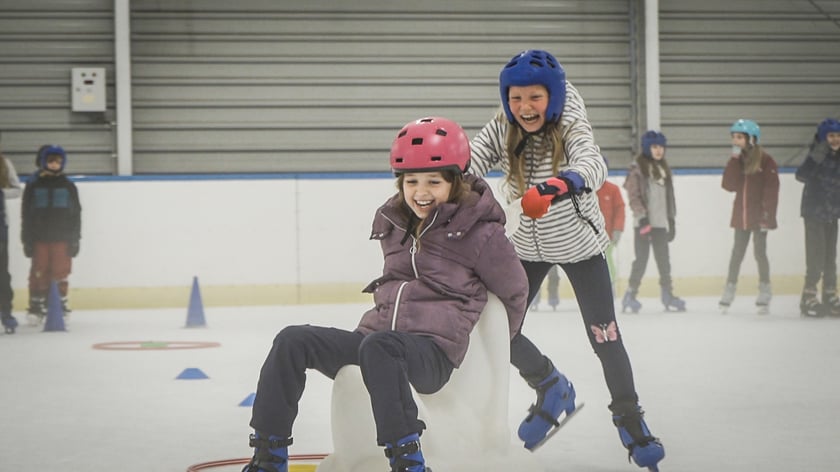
[242,117,529,472]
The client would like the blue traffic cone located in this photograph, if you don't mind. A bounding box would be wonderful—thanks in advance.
[176,367,209,379]
[43,280,66,332]
[239,392,256,407]
[185,276,206,328]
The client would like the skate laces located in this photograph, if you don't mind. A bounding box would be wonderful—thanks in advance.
[384,438,425,472]
[525,376,566,425]
[243,434,292,472]
[613,409,658,451]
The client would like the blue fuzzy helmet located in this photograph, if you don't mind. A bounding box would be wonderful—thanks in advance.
[38,144,66,171]
[730,119,761,143]
[499,50,566,124]
[817,118,840,142]
[641,130,667,158]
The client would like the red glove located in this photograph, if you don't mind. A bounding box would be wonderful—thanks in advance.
[521,177,569,219]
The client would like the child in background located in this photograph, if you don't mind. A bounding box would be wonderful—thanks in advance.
[21,145,81,324]
[243,117,528,472]
[470,49,664,470]
[719,119,779,315]
[622,131,684,313]
[0,131,22,334]
[597,157,625,296]
[794,117,840,317]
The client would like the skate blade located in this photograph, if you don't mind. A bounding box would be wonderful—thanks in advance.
[528,402,585,452]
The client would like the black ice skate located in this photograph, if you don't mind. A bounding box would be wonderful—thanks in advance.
[823,291,840,318]
[800,289,823,318]
[1,313,17,334]
[26,297,46,326]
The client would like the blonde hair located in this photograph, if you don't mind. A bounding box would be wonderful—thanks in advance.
[500,109,566,197]
[0,154,10,188]
[742,144,764,175]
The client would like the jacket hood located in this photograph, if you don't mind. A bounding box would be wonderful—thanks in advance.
[371,174,504,240]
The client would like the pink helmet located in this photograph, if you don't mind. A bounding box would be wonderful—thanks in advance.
[390,117,470,174]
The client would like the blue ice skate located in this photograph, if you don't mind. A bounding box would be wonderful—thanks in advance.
[384,433,430,472]
[622,289,642,313]
[660,286,686,312]
[242,433,291,472]
[613,406,665,471]
[518,367,582,450]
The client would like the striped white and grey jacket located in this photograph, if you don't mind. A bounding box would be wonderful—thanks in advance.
[469,81,610,264]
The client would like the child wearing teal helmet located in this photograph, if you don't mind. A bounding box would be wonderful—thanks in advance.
[719,119,780,314]
[795,117,840,317]
[470,50,665,471]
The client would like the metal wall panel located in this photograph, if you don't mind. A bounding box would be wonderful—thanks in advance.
[129,0,635,173]
[0,0,116,174]
[659,0,840,168]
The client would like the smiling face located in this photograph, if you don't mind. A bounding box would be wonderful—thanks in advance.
[827,132,840,151]
[507,84,549,133]
[401,171,453,219]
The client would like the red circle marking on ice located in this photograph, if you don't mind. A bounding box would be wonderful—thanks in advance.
[92,341,221,351]
[186,454,327,471]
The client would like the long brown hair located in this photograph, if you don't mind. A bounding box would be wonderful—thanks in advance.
[741,144,764,175]
[500,109,566,197]
[634,153,672,182]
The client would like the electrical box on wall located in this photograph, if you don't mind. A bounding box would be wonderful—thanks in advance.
[71,67,106,112]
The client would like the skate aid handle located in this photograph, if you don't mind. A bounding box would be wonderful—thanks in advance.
[521,172,589,219]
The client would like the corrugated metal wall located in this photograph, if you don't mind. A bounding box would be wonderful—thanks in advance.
[0,0,116,174]
[0,0,634,174]
[129,0,634,173]
[658,0,840,167]
[2,0,837,174]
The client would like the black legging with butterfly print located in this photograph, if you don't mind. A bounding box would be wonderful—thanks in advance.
[511,255,639,411]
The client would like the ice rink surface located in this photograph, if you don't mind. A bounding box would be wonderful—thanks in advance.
[2,294,839,472]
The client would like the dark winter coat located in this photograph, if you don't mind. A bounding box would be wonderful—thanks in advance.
[795,141,840,221]
[721,150,779,230]
[21,172,81,244]
[356,174,528,367]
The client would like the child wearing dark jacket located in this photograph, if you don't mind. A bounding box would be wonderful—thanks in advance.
[243,117,528,472]
[795,118,840,317]
[22,145,81,324]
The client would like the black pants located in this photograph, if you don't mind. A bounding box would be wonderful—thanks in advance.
[804,218,838,292]
[726,229,769,284]
[0,240,12,315]
[627,227,672,291]
[511,255,639,408]
[249,325,453,445]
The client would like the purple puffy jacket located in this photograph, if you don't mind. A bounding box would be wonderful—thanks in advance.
[356,175,528,367]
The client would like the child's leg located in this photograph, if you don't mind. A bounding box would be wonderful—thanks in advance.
[0,240,13,315]
[726,229,751,284]
[751,230,770,284]
[358,330,452,444]
[28,242,52,300]
[249,325,363,439]
[627,228,652,292]
[803,218,825,291]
